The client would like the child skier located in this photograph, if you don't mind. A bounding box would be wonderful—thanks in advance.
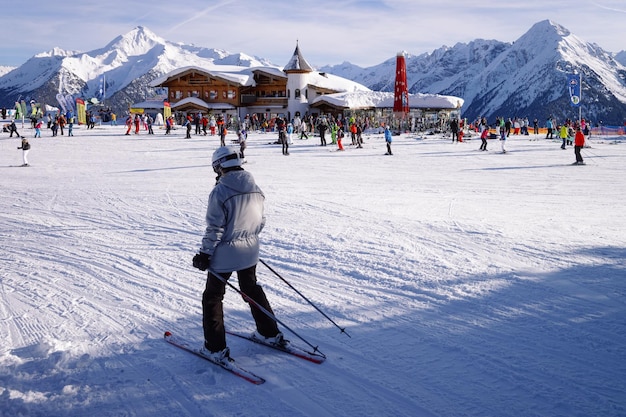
[337,127,345,151]
[287,123,294,145]
[34,120,42,138]
[500,124,507,153]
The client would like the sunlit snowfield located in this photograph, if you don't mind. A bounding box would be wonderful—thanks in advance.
[1,124,625,417]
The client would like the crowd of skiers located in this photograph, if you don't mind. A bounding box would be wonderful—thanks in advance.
[4,106,595,166]
[263,113,391,156]
[451,115,590,162]
[16,112,78,137]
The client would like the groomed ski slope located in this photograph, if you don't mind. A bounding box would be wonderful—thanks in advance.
[1,124,625,417]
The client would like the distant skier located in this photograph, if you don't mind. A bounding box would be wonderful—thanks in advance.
[384,126,393,155]
[34,120,42,138]
[450,119,459,142]
[165,116,173,135]
[573,126,585,165]
[17,137,31,166]
[559,124,569,150]
[500,123,507,153]
[217,117,226,145]
[238,129,247,159]
[318,120,328,146]
[546,118,554,139]
[146,114,154,135]
[7,121,22,138]
[125,115,132,135]
[134,114,141,135]
[183,115,192,139]
[287,123,293,145]
[337,127,345,151]
[479,125,489,151]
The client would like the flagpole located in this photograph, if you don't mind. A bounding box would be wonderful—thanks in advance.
[579,72,582,124]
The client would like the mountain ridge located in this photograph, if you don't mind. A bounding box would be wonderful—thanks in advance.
[1,21,625,124]
[321,20,626,124]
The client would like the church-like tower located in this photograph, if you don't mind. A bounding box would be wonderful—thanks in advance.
[283,42,313,121]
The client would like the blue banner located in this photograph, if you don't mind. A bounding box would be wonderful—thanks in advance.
[567,74,581,107]
[96,76,105,101]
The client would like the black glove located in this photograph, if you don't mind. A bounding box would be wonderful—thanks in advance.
[192,252,211,271]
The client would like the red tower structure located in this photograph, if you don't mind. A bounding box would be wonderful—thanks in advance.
[393,51,409,116]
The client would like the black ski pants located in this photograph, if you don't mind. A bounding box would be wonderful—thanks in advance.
[202,265,279,352]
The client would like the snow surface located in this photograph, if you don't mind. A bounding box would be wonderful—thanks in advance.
[0,66,15,78]
[1,123,625,417]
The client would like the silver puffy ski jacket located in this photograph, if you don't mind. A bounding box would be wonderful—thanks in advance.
[200,169,266,273]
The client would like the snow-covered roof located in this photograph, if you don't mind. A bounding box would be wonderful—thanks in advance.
[149,65,286,88]
[308,72,371,93]
[284,44,314,72]
[311,91,464,110]
[150,63,368,97]
[170,97,235,110]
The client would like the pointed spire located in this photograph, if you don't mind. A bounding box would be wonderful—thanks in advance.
[284,41,313,73]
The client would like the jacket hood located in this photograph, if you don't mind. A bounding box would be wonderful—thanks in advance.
[218,170,260,194]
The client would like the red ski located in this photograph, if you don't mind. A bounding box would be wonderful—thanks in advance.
[164,331,265,385]
[226,331,326,364]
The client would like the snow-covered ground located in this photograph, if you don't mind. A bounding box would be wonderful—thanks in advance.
[1,123,625,417]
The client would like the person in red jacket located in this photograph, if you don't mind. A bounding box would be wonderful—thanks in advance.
[125,115,132,135]
[574,126,585,165]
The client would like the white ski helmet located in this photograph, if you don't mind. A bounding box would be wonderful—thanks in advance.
[212,145,242,172]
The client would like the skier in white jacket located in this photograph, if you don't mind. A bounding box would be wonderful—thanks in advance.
[192,146,285,361]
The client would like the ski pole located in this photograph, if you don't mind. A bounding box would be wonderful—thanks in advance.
[207,267,326,357]
[260,258,351,338]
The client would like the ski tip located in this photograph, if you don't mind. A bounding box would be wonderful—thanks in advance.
[164,331,172,338]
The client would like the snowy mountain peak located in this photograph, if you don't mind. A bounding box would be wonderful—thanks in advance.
[100,26,166,58]
[538,19,570,37]
[513,19,576,52]
[34,47,79,59]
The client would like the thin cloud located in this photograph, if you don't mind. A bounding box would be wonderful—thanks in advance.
[592,1,626,13]
[165,0,236,34]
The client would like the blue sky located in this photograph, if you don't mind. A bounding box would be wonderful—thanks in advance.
[2,0,624,68]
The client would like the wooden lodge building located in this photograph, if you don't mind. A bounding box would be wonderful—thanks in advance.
[147,44,463,127]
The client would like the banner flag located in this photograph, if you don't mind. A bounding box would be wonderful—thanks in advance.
[65,94,75,113]
[56,93,68,113]
[96,76,105,101]
[76,98,86,124]
[567,74,581,107]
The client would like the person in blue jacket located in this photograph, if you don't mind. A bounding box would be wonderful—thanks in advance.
[546,117,554,139]
[384,126,393,155]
